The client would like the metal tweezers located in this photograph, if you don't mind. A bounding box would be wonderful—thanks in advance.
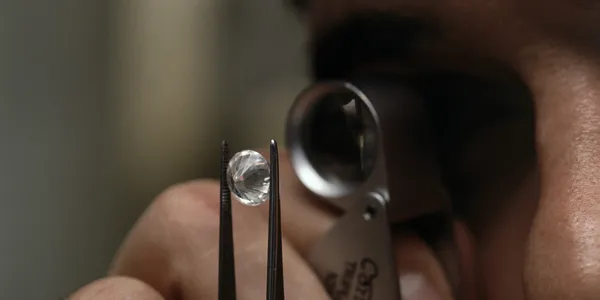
[218,140,284,300]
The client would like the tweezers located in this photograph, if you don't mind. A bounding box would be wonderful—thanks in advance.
[218,140,285,300]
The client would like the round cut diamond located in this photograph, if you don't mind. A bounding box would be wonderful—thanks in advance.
[227,150,270,206]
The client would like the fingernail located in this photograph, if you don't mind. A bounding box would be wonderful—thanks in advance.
[400,272,445,300]
[394,232,454,300]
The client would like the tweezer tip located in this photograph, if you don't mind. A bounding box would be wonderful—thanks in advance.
[270,140,279,163]
[222,140,229,148]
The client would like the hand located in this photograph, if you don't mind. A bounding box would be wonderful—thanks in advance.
[68,149,464,300]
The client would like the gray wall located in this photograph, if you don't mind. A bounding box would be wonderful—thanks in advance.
[0,0,306,298]
[219,0,308,149]
[1,1,114,298]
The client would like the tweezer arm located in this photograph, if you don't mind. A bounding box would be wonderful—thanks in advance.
[219,141,237,300]
[266,140,285,300]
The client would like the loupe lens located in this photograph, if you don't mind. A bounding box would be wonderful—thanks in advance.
[299,85,377,192]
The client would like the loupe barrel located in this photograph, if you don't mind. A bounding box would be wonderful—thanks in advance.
[286,76,449,222]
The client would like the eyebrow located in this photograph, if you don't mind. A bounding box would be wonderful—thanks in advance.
[309,13,431,80]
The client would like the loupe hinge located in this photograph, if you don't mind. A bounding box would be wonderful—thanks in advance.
[308,193,401,300]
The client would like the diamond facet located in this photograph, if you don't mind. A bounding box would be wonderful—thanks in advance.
[227,150,270,206]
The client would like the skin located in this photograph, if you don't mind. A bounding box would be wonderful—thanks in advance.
[70,0,600,299]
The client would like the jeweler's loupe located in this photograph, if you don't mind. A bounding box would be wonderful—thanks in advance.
[286,82,379,201]
[285,77,453,300]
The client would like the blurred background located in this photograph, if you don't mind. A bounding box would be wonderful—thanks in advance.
[0,0,308,298]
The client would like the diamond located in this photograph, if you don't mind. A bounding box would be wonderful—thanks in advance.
[227,150,270,206]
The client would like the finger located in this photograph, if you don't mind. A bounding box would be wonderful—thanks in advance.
[68,276,164,300]
[256,148,339,255]
[395,220,477,300]
[110,180,329,300]
[395,232,453,300]
[218,197,330,300]
[453,221,477,300]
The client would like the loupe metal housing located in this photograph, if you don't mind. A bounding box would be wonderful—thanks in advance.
[286,76,450,300]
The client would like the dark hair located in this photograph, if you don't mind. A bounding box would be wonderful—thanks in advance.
[310,13,429,80]
[287,0,308,13]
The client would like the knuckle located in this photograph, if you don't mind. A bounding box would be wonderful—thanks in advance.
[112,180,222,266]
[133,179,222,253]
[151,179,221,228]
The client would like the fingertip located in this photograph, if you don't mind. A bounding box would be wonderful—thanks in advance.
[394,221,477,300]
[394,232,454,300]
[400,272,448,300]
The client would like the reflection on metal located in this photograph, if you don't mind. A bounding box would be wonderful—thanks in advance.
[286,77,452,300]
[308,193,400,300]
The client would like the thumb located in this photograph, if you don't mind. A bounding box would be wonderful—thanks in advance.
[395,221,476,300]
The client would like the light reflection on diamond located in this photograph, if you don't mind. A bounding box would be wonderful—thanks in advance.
[227,150,270,206]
